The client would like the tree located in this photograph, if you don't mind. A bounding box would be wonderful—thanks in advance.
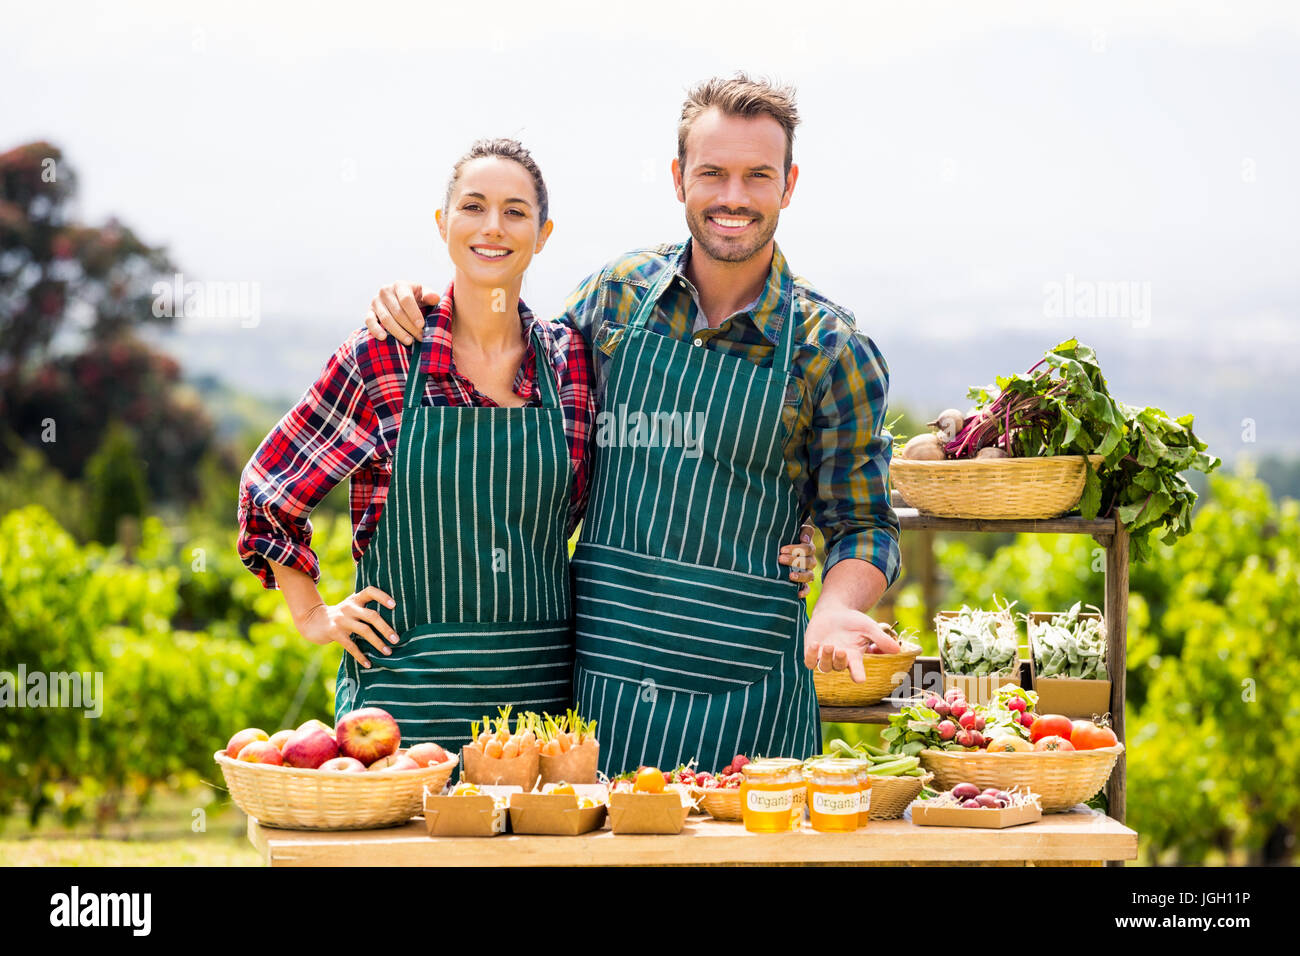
[0,141,217,510]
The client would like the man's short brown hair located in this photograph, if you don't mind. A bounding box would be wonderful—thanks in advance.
[677,72,800,179]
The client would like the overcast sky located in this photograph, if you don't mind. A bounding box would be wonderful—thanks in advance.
[4,0,1299,453]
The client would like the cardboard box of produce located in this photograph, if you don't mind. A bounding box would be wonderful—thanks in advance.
[423,785,517,837]
[1026,611,1112,718]
[508,784,607,835]
[1032,676,1112,719]
[608,791,692,834]
[460,746,540,789]
[910,800,1041,829]
[538,740,600,785]
[936,609,1024,705]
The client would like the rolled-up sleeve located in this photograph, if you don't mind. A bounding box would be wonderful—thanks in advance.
[237,330,379,589]
[806,330,901,589]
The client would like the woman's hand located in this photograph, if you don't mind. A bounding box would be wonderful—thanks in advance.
[294,586,400,670]
[778,522,817,599]
[365,281,441,346]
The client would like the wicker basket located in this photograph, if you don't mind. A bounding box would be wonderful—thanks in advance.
[697,787,743,822]
[215,749,458,830]
[866,772,933,820]
[814,641,923,707]
[918,745,1122,813]
[891,455,1105,520]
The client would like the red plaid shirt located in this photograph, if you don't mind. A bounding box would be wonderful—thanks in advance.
[238,284,596,589]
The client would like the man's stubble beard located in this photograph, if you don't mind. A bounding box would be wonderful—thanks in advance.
[685,206,780,265]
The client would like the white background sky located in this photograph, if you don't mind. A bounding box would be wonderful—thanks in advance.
[4,0,1298,454]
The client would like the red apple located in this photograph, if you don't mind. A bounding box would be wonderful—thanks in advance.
[268,729,295,751]
[237,740,284,765]
[225,728,268,759]
[335,707,401,764]
[368,753,418,772]
[297,718,336,740]
[319,756,367,773]
[405,743,449,767]
[281,727,339,769]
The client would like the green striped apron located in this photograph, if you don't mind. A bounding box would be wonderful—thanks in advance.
[334,325,574,755]
[573,266,822,778]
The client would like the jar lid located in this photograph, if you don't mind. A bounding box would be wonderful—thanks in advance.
[808,758,868,780]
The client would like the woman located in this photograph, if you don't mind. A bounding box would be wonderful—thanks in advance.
[238,139,813,754]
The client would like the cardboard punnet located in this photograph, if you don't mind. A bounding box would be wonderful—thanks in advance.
[460,745,540,788]
[538,739,600,785]
[910,799,1042,829]
[423,784,518,837]
[508,784,607,835]
[1026,610,1112,719]
[935,609,1025,705]
[608,789,693,834]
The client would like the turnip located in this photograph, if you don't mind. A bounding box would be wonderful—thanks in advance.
[901,434,945,460]
[961,799,982,809]
[974,715,986,732]
[944,688,964,703]
[958,711,976,730]
[950,701,969,719]
[938,720,957,741]
[933,701,951,717]
[975,794,1000,808]
[976,446,1008,459]
[926,409,966,444]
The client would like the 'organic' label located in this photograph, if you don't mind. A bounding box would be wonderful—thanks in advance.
[745,788,793,813]
[812,790,861,815]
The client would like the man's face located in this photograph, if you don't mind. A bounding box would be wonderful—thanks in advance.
[673,108,798,264]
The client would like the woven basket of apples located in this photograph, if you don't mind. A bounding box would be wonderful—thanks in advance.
[215,708,456,830]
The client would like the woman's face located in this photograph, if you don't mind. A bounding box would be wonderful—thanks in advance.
[437,156,553,292]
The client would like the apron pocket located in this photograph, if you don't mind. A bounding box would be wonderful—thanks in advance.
[572,541,799,698]
[342,619,575,746]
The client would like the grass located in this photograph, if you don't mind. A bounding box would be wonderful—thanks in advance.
[0,787,263,867]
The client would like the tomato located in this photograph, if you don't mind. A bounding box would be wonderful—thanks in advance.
[1070,720,1119,750]
[1029,714,1073,743]
[1034,735,1075,751]
[635,766,666,793]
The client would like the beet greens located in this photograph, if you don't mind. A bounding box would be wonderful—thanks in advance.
[947,338,1220,563]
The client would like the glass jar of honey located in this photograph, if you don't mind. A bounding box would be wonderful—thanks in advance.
[740,760,803,833]
[807,759,867,832]
[856,763,873,828]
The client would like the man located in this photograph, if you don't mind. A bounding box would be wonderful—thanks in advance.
[366,74,901,775]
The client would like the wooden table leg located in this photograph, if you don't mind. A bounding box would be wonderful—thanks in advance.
[1104,522,1129,827]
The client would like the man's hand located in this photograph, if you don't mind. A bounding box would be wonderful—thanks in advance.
[365,281,440,345]
[803,604,900,683]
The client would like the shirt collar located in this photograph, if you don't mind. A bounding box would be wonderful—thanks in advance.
[670,239,793,345]
[422,281,541,377]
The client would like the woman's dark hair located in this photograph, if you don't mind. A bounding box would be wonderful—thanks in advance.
[443,138,549,225]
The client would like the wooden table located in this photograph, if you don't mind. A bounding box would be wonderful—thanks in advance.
[248,808,1137,867]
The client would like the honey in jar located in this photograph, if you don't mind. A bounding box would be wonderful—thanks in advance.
[740,760,802,833]
[807,759,867,832]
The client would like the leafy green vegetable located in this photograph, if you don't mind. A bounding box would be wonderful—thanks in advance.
[1028,601,1107,679]
[937,600,1020,676]
[949,338,1220,563]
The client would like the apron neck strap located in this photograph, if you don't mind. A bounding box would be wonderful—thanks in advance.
[402,323,561,410]
[628,257,798,377]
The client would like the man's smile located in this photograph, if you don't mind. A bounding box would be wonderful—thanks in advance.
[707,214,755,234]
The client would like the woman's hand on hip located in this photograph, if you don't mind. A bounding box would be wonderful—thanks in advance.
[778,522,817,598]
[294,586,399,670]
[365,281,441,346]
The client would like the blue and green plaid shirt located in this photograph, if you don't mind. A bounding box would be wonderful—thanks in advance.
[561,239,901,589]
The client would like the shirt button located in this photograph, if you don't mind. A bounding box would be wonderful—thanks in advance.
[693,337,704,347]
